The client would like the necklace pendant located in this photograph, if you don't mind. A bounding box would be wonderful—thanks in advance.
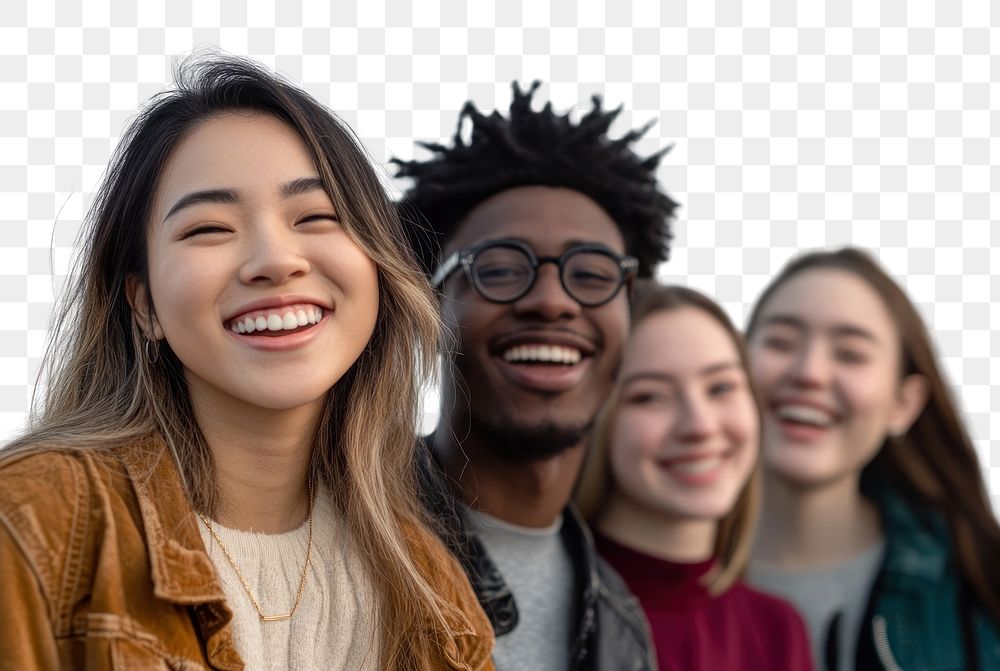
[260,613,293,622]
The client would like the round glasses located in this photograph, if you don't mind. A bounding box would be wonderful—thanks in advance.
[432,239,639,307]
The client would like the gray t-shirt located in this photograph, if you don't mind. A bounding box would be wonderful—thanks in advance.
[468,510,575,671]
[748,540,886,671]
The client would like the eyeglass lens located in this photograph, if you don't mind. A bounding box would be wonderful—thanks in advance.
[471,245,623,305]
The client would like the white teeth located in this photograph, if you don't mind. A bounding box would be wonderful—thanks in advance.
[502,345,582,365]
[669,456,723,475]
[229,304,325,335]
[776,404,832,427]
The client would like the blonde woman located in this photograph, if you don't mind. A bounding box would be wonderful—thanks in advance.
[0,56,493,670]
[577,283,811,671]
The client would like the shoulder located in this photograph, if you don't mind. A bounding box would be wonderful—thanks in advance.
[594,555,658,668]
[733,581,809,625]
[730,582,813,668]
[0,446,126,531]
[0,446,128,609]
[403,517,495,670]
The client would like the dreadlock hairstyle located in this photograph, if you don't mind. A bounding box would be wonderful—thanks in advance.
[393,81,679,278]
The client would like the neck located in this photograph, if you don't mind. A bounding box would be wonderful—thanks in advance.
[597,494,715,562]
[753,471,883,569]
[191,387,323,533]
[435,418,585,528]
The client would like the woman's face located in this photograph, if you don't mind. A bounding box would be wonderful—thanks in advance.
[747,268,921,487]
[135,112,379,415]
[608,307,759,522]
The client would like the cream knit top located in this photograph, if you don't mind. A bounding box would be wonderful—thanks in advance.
[198,489,380,670]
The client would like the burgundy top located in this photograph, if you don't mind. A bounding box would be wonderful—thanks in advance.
[595,533,813,671]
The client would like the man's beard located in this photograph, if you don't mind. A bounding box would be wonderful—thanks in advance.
[471,415,592,463]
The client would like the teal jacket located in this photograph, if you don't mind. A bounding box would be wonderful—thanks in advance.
[856,485,1000,670]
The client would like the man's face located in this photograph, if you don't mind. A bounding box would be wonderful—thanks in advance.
[439,185,630,458]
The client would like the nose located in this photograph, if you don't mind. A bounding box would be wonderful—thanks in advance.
[676,393,718,443]
[788,339,831,389]
[238,219,310,285]
[511,263,580,321]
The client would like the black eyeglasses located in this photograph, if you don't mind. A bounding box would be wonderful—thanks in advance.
[432,238,639,307]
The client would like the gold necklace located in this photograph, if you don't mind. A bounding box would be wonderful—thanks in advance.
[199,482,315,622]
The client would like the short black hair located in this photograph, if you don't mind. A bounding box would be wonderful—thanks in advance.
[393,81,678,279]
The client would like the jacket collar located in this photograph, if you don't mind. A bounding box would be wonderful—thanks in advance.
[873,484,951,585]
[418,434,602,640]
[116,435,243,670]
[562,505,600,662]
[117,435,227,604]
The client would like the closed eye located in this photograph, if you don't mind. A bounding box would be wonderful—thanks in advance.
[297,213,339,225]
[181,224,231,239]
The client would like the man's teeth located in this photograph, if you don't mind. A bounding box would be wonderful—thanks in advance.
[776,404,833,427]
[502,345,582,365]
[668,456,723,475]
[230,305,324,334]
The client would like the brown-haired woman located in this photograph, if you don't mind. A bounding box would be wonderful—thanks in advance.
[0,55,493,670]
[745,247,1000,671]
[577,282,812,670]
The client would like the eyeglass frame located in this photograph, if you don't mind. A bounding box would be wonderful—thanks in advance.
[431,238,640,307]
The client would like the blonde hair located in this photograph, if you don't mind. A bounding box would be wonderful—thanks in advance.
[576,282,760,595]
[4,56,472,669]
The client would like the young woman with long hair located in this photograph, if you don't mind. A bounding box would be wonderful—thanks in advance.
[0,56,493,670]
[576,282,812,670]
[745,248,1000,670]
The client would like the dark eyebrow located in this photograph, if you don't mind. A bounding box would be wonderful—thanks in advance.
[164,189,238,222]
[281,176,325,198]
[761,314,879,343]
[163,177,327,222]
[621,362,741,387]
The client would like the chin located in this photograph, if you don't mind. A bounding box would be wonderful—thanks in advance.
[236,388,330,412]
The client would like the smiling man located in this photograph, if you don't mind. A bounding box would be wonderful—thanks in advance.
[395,82,677,670]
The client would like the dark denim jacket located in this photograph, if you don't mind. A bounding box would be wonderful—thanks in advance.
[418,437,657,671]
[854,484,1000,671]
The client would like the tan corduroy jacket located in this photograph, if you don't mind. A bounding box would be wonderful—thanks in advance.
[0,435,494,670]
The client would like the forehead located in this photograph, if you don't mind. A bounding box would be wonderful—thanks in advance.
[445,185,625,255]
[759,268,897,339]
[153,113,317,214]
[622,307,739,376]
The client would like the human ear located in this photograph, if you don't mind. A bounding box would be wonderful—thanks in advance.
[887,373,929,437]
[125,275,164,341]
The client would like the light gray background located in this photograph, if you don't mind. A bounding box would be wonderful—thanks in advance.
[0,1,996,508]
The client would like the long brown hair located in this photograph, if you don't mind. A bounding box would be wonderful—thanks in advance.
[745,247,1000,625]
[4,55,471,668]
[576,282,761,595]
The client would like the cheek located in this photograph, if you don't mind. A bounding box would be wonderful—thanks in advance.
[610,410,671,465]
[147,244,222,315]
[748,349,787,393]
[732,395,760,443]
[443,293,502,342]
[726,402,761,469]
[836,368,900,420]
[597,300,629,359]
